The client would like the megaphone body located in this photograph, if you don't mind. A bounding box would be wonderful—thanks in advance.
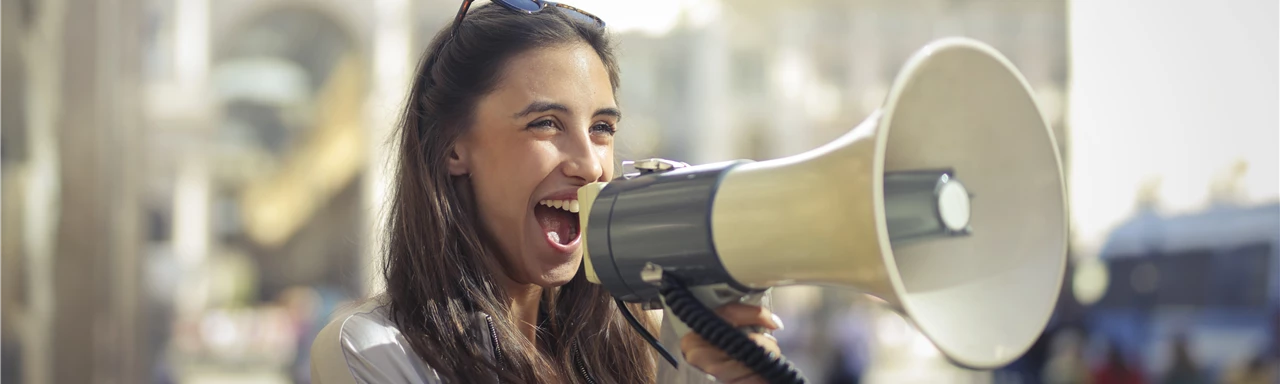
[578,37,1067,371]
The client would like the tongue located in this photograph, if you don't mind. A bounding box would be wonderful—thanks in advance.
[535,205,578,245]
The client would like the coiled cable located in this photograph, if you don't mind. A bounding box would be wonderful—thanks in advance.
[658,274,809,384]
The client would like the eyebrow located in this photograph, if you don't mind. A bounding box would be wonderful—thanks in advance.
[514,101,569,118]
[513,101,623,121]
[594,107,622,121]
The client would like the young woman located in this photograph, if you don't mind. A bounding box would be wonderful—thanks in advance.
[311,1,784,383]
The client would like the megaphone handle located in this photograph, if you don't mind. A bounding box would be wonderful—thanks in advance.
[658,277,808,383]
[662,286,771,340]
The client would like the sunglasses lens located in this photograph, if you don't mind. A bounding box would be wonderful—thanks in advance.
[563,9,604,28]
[495,0,543,12]
[545,2,605,28]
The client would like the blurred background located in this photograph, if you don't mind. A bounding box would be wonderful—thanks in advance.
[1,0,1276,383]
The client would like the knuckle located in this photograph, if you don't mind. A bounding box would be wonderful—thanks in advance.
[686,351,727,374]
[704,360,740,377]
[717,303,765,321]
[683,350,706,366]
[680,333,710,354]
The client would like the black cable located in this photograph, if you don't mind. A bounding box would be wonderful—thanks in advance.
[616,298,680,368]
[658,274,809,384]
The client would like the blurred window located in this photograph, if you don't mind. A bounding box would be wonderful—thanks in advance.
[1209,243,1272,308]
[1153,249,1213,307]
[1097,243,1273,310]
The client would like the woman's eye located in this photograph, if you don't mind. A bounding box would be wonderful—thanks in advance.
[528,119,559,131]
[591,122,617,136]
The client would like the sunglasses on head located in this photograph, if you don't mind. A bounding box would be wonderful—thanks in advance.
[452,0,606,38]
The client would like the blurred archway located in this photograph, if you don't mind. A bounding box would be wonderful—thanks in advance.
[209,6,368,298]
[161,6,371,382]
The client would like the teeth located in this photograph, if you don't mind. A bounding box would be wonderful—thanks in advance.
[539,199,579,213]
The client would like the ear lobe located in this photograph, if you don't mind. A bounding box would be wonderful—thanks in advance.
[446,143,469,176]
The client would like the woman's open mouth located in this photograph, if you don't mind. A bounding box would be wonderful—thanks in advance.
[534,199,581,247]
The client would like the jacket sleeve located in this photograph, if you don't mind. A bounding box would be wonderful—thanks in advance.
[310,311,443,384]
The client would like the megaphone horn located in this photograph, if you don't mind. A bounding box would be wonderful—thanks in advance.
[577,37,1068,376]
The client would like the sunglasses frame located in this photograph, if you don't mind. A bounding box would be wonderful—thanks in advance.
[451,0,606,39]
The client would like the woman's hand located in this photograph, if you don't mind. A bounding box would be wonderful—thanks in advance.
[679,303,785,384]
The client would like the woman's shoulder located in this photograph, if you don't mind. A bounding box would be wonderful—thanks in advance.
[316,297,401,350]
[310,296,443,384]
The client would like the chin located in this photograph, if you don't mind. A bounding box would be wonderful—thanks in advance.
[533,251,583,287]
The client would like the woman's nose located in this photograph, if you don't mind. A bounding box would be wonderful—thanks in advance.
[561,133,604,182]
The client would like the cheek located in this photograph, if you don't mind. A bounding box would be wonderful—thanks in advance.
[597,144,614,179]
[473,144,559,225]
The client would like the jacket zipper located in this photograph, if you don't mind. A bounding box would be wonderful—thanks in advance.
[573,341,597,384]
[488,314,596,384]
[486,314,503,384]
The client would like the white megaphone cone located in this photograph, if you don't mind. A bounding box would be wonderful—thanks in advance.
[578,37,1067,374]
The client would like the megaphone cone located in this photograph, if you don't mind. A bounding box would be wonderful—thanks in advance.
[580,37,1067,370]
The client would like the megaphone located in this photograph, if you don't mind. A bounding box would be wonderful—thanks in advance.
[577,37,1067,376]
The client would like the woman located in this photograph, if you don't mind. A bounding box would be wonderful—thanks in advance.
[310,1,784,383]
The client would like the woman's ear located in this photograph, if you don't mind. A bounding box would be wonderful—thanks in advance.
[446,142,470,176]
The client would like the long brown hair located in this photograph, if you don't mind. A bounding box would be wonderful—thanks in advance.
[382,3,657,383]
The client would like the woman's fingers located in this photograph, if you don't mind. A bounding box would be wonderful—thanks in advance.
[681,332,754,381]
[681,332,779,361]
[680,332,729,367]
[679,306,784,383]
[714,303,784,331]
[700,334,781,384]
[726,375,771,384]
[748,332,782,355]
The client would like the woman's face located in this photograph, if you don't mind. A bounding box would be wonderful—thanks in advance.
[448,42,617,288]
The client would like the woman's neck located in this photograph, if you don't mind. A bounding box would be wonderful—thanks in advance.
[484,256,544,343]
[503,281,543,343]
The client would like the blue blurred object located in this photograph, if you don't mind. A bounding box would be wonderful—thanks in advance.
[1086,203,1280,381]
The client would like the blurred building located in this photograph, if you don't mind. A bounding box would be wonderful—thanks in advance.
[4,0,395,382]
